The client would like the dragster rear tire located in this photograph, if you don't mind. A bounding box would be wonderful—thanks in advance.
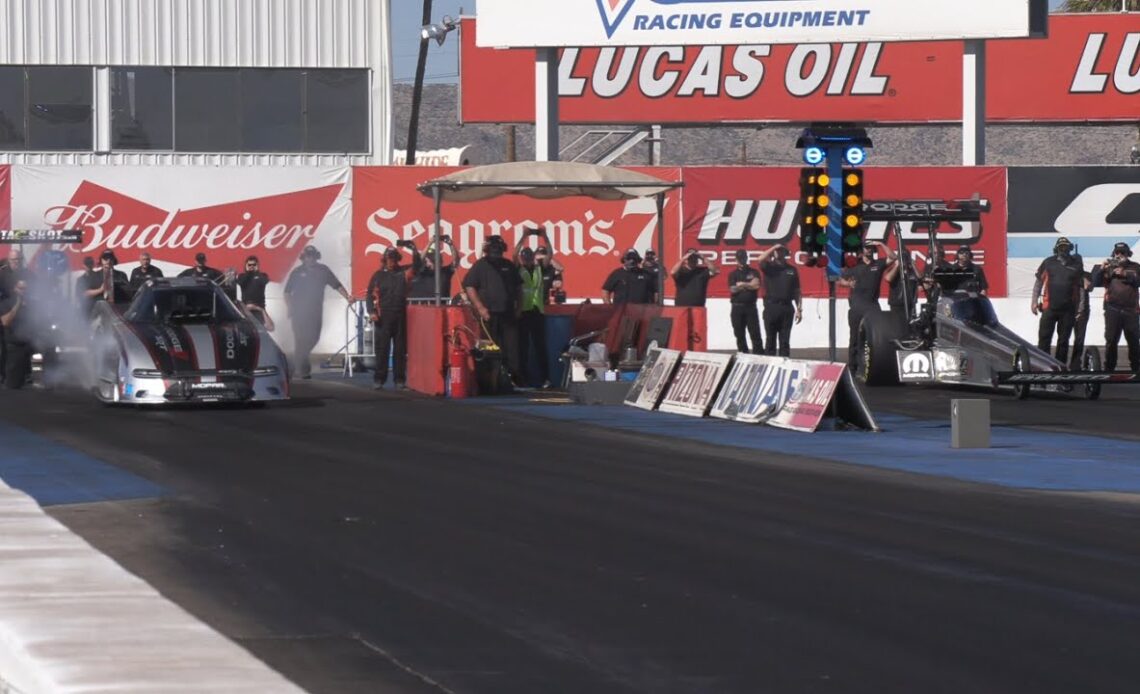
[856,310,906,386]
[1082,347,1102,401]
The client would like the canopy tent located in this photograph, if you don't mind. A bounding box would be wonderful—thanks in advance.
[416,161,683,303]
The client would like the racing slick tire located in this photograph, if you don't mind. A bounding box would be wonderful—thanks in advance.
[1081,347,1102,401]
[856,310,906,386]
[1011,348,1031,400]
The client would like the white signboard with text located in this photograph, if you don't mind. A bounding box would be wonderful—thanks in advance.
[477,0,1045,48]
[658,351,733,417]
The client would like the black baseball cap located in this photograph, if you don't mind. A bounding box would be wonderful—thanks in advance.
[1112,242,1133,257]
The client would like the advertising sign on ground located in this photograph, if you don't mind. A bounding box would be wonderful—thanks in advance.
[624,347,684,410]
[710,353,806,423]
[476,0,1044,48]
[351,166,683,298]
[658,351,733,417]
[461,14,1131,125]
[682,166,1009,298]
[766,362,847,433]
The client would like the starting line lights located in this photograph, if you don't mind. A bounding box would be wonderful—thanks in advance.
[800,144,866,167]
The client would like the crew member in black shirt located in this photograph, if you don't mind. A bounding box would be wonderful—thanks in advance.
[952,245,988,294]
[1091,242,1140,373]
[463,235,523,384]
[410,235,458,302]
[760,245,802,357]
[80,250,132,311]
[0,279,35,389]
[535,243,565,304]
[284,245,353,379]
[237,255,273,327]
[884,249,920,320]
[128,252,164,294]
[367,242,419,389]
[1031,237,1084,366]
[0,249,33,383]
[642,249,662,304]
[838,242,892,365]
[179,252,224,284]
[727,250,763,354]
[671,248,718,307]
[602,250,654,305]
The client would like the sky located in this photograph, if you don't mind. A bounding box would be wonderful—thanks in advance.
[390,0,1073,85]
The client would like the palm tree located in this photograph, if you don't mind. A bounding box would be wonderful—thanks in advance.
[1059,0,1136,11]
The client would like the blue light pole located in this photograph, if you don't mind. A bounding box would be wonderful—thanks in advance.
[796,126,872,363]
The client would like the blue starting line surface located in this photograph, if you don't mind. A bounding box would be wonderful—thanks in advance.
[0,420,164,507]
[490,403,1140,494]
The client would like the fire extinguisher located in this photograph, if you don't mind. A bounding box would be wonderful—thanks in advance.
[447,328,474,399]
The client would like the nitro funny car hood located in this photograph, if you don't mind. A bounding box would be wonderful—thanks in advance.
[121,321,261,376]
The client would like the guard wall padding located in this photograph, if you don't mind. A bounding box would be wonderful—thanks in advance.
[406,305,448,395]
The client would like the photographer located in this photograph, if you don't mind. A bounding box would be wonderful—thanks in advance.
[1031,237,1084,367]
[603,250,654,305]
[516,228,565,304]
[81,250,131,310]
[1091,242,1140,373]
[367,241,420,390]
[671,248,718,307]
[410,234,458,302]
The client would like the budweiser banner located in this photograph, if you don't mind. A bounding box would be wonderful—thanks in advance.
[1006,166,1140,298]
[682,166,1009,298]
[11,166,353,351]
[461,14,1138,124]
[351,166,683,298]
[658,351,733,417]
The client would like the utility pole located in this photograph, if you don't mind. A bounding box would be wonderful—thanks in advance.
[405,0,434,166]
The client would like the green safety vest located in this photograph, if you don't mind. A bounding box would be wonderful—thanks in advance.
[519,265,544,313]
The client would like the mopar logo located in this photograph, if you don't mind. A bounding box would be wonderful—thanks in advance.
[897,351,934,382]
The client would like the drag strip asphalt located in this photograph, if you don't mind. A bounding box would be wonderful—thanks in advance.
[1,380,1139,693]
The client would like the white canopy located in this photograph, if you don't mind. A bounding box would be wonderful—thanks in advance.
[417,160,681,203]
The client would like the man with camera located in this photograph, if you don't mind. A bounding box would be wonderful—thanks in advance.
[516,228,565,305]
[410,234,458,303]
[671,248,718,307]
[1091,242,1140,373]
[367,241,420,390]
[1031,237,1085,367]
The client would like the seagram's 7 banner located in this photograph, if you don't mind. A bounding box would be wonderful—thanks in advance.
[476,0,1046,48]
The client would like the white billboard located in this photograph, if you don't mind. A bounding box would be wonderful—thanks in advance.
[476,0,1046,48]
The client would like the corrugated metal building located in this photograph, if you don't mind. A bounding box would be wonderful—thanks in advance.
[0,0,392,165]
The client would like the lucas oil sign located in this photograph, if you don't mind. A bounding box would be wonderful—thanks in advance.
[476,0,1045,48]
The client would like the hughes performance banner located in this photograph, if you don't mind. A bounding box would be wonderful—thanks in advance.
[351,166,683,298]
[1006,166,1140,298]
[10,166,353,352]
[460,14,1135,124]
[682,166,1009,298]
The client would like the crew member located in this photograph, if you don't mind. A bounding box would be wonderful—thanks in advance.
[760,245,802,357]
[129,252,164,293]
[517,247,550,388]
[727,250,763,354]
[838,242,891,366]
[671,249,718,307]
[0,279,34,389]
[179,252,224,284]
[884,247,920,320]
[409,234,458,302]
[953,245,988,295]
[1091,242,1140,373]
[367,242,419,390]
[283,245,353,379]
[462,235,522,385]
[0,248,33,384]
[237,255,273,328]
[602,250,654,305]
[81,250,131,310]
[535,243,565,304]
[642,249,662,303]
[1030,237,1084,367]
[75,256,98,316]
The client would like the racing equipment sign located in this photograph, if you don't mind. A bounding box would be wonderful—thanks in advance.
[709,353,805,423]
[461,14,1135,125]
[658,350,733,417]
[681,166,1008,298]
[624,346,684,410]
[351,166,682,298]
[476,1,1045,48]
[896,350,935,382]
